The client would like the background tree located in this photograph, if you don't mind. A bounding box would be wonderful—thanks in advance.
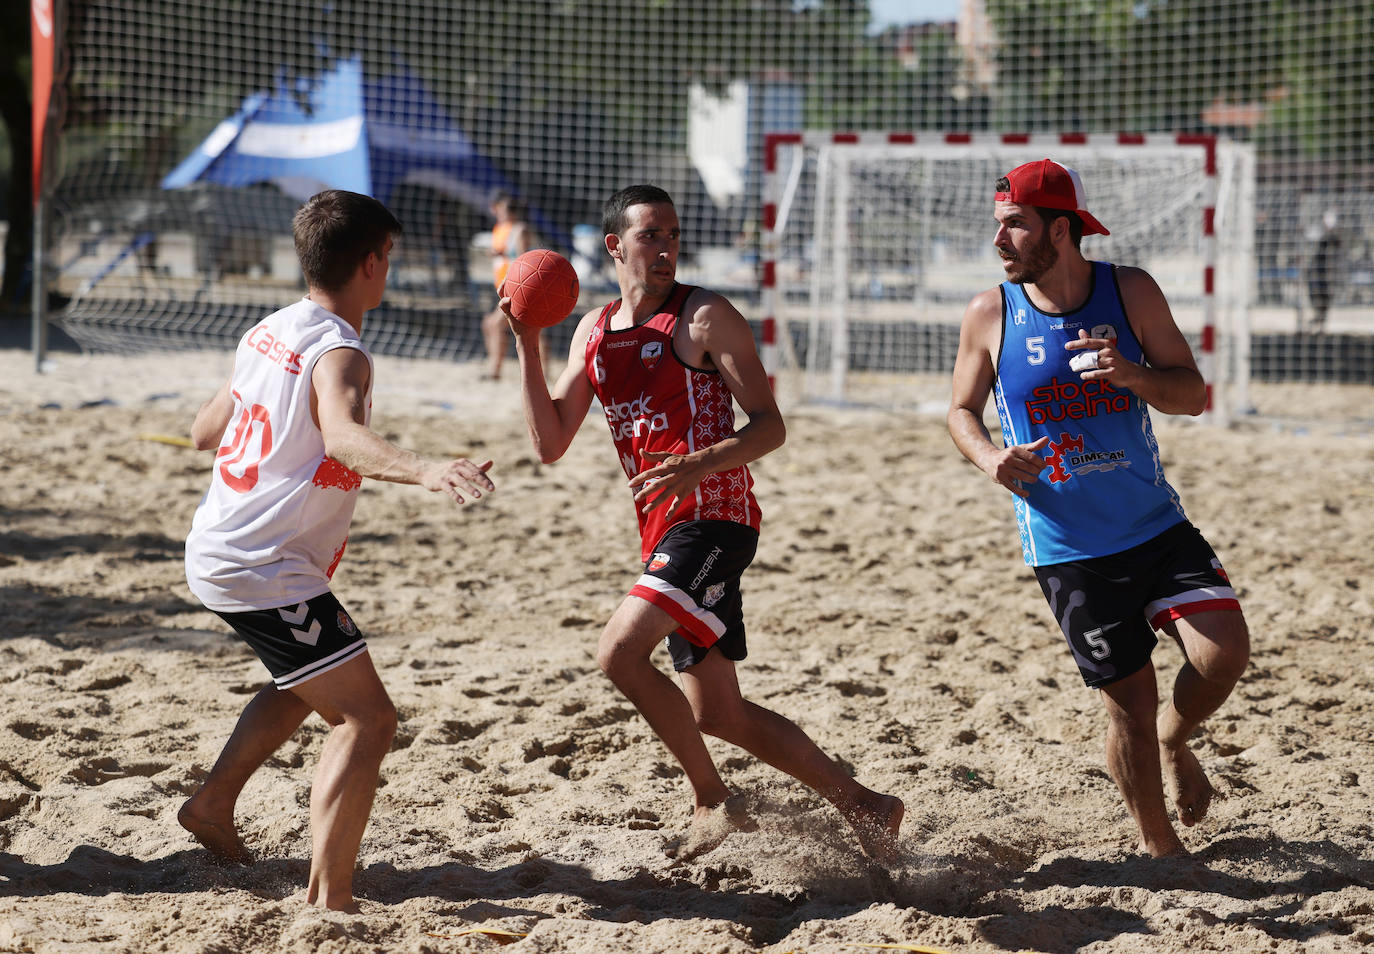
[52,0,923,239]
[1261,0,1374,187]
[983,0,1286,133]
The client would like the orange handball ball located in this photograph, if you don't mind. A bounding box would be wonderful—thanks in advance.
[503,249,580,328]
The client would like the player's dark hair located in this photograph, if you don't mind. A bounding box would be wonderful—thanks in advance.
[602,184,674,237]
[994,175,1084,248]
[293,190,402,292]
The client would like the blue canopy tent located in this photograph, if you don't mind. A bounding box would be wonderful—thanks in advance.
[61,57,571,357]
[162,57,372,199]
[159,55,562,246]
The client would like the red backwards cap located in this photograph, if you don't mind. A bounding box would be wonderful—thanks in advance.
[995,158,1110,236]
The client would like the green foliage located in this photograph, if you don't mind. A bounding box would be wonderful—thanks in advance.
[1263,0,1374,169]
[984,0,1364,164]
[42,0,1371,207]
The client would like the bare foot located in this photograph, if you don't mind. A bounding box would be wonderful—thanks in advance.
[306,887,361,913]
[178,798,253,864]
[667,794,755,861]
[1161,743,1217,828]
[843,793,904,862]
[1139,833,1190,858]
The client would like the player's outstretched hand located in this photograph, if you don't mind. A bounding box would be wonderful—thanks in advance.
[984,435,1049,499]
[423,458,495,504]
[629,449,706,513]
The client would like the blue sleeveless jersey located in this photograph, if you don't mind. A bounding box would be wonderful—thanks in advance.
[994,261,1186,566]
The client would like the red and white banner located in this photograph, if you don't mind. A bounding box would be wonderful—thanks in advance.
[31,0,56,203]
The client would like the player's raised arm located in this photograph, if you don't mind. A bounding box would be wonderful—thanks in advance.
[313,347,494,503]
[512,305,597,464]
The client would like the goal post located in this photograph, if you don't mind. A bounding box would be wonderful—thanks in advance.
[761,132,1255,425]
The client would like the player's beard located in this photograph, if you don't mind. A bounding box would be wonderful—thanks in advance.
[1003,230,1058,285]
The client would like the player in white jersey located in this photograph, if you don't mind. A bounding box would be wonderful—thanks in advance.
[180,190,496,912]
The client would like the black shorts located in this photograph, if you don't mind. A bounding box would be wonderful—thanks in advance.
[212,591,369,690]
[629,520,758,672]
[1033,521,1241,689]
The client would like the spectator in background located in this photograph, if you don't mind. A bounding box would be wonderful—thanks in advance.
[1306,208,1342,333]
[482,192,537,379]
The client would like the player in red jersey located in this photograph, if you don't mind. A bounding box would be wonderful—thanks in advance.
[505,184,903,860]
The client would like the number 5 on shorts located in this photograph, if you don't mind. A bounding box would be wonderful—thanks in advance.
[1082,627,1112,661]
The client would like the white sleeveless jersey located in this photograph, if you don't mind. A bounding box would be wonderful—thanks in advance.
[186,299,371,611]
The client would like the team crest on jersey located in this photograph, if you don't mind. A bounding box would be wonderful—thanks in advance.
[1091,323,1117,341]
[1046,431,1130,483]
[701,582,726,608]
[640,340,663,371]
[648,552,671,571]
[337,610,357,637]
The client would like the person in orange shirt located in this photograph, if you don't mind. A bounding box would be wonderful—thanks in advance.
[482,192,535,379]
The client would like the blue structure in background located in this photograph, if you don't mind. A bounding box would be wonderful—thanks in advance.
[162,56,563,246]
[163,56,372,198]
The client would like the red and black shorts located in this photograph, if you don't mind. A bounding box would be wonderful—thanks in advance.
[1033,521,1242,689]
[630,520,757,672]
[211,591,369,690]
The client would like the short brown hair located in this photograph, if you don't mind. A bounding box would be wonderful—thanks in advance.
[293,190,402,292]
[602,184,674,238]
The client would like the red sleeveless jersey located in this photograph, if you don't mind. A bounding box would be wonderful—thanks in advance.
[584,284,762,561]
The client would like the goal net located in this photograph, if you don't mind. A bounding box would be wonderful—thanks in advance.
[762,134,1256,423]
[25,0,1371,429]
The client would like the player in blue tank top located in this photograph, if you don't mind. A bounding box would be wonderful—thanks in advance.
[997,260,1188,565]
[948,159,1251,859]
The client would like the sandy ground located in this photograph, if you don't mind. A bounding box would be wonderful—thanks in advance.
[0,344,1371,954]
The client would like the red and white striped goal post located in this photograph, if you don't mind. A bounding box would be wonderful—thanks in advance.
[759,131,1220,414]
